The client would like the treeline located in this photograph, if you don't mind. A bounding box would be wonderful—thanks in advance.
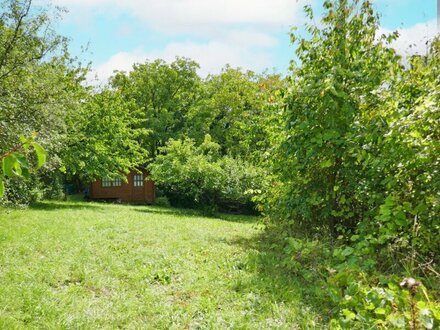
[0,1,283,212]
[67,59,283,212]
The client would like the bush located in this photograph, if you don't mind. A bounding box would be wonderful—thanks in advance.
[328,273,440,329]
[149,135,265,213]
[269,231,440,329]
[264,0,439,268]
[39,168,66,200]
[1,176,43,206]
[154,196,171,208]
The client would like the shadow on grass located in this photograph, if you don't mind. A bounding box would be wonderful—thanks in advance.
[30,200,104,211]
[133,205,259,223]
[216,213,259,224]
[228,232,333,326]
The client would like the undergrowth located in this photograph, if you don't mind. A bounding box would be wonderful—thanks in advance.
[262,225,440,329]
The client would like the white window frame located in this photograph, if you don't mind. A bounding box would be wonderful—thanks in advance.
[133,174,144,187]
[102,177,122,188]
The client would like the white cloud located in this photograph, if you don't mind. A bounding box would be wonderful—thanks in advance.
[89,50,147,84]
[51,0,305,84]
[91,34,275,84]
[52,0,306,36]
[222,29,278,48]
[125,0,303,35]
[379,20,437,57]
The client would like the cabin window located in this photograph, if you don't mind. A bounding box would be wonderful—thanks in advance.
[102,178,112,187]
[102,177,122,187]
[133,174,144,187]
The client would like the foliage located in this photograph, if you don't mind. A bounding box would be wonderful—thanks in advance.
[149,135,265,213]
[113,61,284,166]
[353,39,440,266]
[0,0,89,204]
[153,196,171,208]
[264,0,439,265]
[264,228,440,329]
[186,67,285,162]
[0,134,46,198]
[111,58,201,159]
[61,90,148,182]
[328,274,440,329]
[266,0,398,230]
[258,0,439,328]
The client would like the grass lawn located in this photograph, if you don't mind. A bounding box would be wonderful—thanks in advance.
[0,200,325,329]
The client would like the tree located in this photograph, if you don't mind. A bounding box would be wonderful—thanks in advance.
[264,0,439,264]
[186,67,285,162]
[111,58,201,159]
[61,90,149,182]
[265,0,400,231]
[0,0,88,203]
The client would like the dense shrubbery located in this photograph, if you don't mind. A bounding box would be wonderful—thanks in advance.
[259,0,439,327]
[263,0,438,268]
[274,234,440,329]
[149,135,265,213]
[1,177,42,206]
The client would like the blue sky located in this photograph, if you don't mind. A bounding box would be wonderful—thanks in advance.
[50,0,437,83]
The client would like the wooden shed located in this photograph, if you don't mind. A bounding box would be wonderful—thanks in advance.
[90,171,155,204]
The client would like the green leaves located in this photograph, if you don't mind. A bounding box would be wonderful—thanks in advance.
[2,154,16,177]
[341,308,356,320]
[265,0,439,266]
[0,135,46,198]
[149,135,265,213]
[320,159,334,168]
[32,143,46,169]
[111,58,201,159]
[61,90,146,181]
[329,274,440,330]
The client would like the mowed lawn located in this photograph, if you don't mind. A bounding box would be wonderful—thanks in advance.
[0,200,322,329]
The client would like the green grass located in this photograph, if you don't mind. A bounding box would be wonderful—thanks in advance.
[0,200,324,329]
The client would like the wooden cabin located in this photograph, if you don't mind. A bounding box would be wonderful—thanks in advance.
[89,171,155,204]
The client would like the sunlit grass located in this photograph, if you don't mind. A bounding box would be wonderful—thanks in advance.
[0,200,323,329]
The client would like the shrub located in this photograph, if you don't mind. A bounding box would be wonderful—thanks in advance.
[271,232,440,329]
[149,135,265,213]
[328,273,440,329]
[154,196,171,208]
[264,0,439,267]
[1,176,43,206]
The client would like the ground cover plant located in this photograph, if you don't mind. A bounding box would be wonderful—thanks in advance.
[0,200,324,329]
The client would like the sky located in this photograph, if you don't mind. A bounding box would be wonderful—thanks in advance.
[48,0,438,84]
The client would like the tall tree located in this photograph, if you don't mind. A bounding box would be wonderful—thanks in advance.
[266,0,400,232]
[186,67,285,162]
[111,58,201,159]
[0,0,89,203]
[61,90,148,181]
